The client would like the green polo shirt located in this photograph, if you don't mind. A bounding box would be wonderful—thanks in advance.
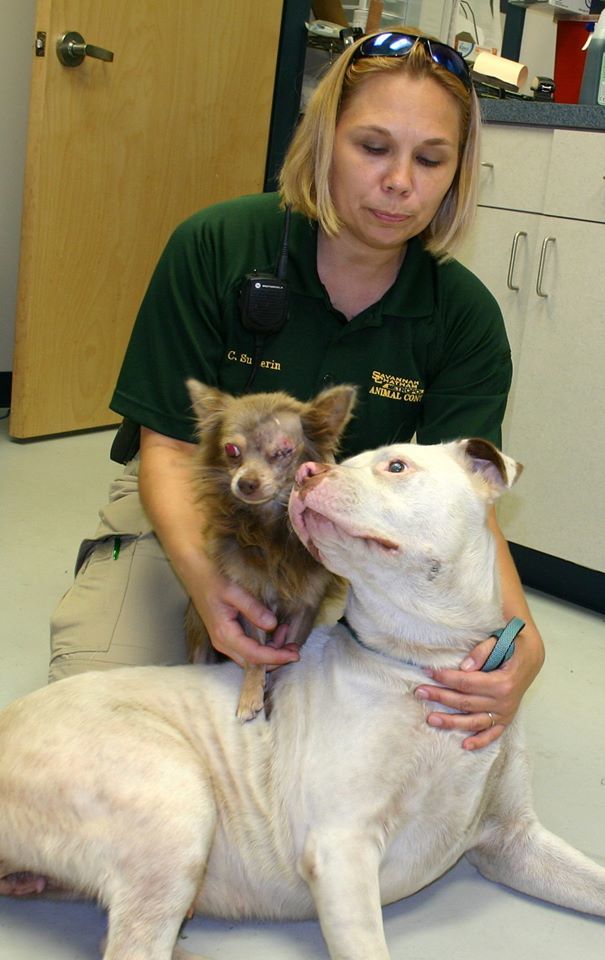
[111,193,511,458]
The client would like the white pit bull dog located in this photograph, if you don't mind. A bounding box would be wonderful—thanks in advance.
[0,438,604,960]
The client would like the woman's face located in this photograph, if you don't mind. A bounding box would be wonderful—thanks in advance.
[329,70,462,253]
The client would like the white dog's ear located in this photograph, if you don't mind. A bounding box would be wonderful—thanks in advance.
[456,438,523,500]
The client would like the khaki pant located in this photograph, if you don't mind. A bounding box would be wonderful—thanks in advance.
[49,461,188,682]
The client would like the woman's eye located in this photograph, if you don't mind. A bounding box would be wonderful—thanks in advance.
[417,155,441,168]
[224,443,241,459]
[387,460,407,474]
[362,143,387,155]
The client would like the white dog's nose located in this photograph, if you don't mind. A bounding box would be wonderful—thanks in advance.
[294,461,332,488]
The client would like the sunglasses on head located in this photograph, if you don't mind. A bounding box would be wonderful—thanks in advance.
[351,31,471,90]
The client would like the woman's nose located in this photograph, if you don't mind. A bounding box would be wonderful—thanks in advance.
[383,157,412,194]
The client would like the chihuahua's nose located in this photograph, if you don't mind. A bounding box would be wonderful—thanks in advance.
[294,461,332,489]
[237,475,260,496]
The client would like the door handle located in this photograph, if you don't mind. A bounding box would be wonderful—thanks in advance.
[57,31,114,67]
[536,236,556,298]
[507,231,527,291]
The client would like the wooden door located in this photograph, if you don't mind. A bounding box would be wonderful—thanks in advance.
[11,0,284,438]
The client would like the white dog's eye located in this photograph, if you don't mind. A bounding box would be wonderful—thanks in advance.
[225,443,241,459]
[387,460,407,474]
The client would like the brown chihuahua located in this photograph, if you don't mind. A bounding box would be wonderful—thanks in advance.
[185,379,356,721]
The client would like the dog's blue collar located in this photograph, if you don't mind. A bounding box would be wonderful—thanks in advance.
[337,616,525,671]
[337,616,399,662]
[482,617,525,671]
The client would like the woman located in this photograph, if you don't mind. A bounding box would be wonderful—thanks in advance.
[50,31,544,751]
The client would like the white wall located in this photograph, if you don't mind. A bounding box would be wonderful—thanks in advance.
[0,0,36,372]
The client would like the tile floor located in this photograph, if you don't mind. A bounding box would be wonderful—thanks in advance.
[0,415,604,959]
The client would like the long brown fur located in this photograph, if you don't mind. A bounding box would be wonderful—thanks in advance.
[185,380,356,721]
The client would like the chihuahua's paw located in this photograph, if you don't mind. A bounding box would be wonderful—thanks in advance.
[236,665,267,722]
[236,693,265,723]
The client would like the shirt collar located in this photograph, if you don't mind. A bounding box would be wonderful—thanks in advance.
[287,215,435,323]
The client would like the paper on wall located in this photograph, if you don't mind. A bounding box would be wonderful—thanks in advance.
[448,0,503,60]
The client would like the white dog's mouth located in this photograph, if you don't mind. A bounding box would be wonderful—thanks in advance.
[292,503,399,563]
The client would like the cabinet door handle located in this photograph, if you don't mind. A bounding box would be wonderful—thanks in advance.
[507,231,527,291]
[536,236,556,298]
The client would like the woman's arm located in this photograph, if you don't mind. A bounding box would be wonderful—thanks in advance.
[138,427,300,668]
[414,506,545,750]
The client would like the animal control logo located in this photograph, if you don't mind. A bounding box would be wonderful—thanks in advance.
[369,370,424,403]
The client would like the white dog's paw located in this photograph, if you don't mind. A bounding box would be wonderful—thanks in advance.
[100,935,211,960]
[174,947,213,960]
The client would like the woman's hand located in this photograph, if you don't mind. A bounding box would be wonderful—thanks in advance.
[414,622,544,750]
[415,507,546,750]
[189,566,300,669]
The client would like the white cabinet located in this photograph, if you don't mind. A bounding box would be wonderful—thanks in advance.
[456,205,536,448]
[476,124,552,213]
[457,125,605,574]
[543,130,605,222]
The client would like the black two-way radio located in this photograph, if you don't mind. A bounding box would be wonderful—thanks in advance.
[239,206,291,336]
[110,208,292,463]
[239,206,291,392]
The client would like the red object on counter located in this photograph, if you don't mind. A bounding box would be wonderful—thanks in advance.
[554,21,590,104]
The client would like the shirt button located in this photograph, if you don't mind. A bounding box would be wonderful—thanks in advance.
[322,374,334,387]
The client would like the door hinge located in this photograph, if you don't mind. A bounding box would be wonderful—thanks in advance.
[35,31,47,57]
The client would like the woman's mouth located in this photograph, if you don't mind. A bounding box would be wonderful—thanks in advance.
[369,208,411,224]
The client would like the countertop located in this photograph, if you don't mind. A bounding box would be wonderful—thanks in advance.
[480,99,605,131]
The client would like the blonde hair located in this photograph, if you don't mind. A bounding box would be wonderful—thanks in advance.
[279,33,481,260]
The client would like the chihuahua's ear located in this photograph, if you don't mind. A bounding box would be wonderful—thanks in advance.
[186,379,228,432]
[456,437,523,500]
[302,385,357,454]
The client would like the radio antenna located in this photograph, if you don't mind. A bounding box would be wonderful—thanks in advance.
[276,206,291,281]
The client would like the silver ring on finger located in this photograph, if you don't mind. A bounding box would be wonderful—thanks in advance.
[487,711,496,728]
